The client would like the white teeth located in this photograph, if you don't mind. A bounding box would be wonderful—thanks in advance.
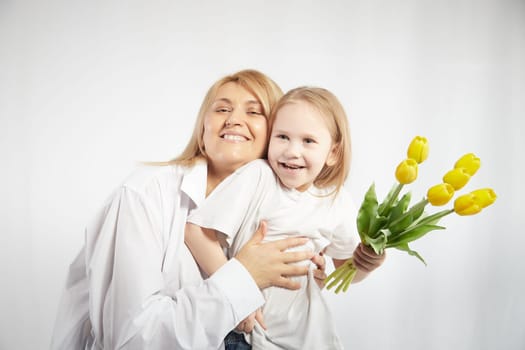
[223,134,246,141]
[281,163,303,169]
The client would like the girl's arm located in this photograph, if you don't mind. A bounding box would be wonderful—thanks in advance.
[332,243,386,283]
[185,223,228,276]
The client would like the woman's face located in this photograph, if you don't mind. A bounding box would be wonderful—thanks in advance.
[203,82,268,176]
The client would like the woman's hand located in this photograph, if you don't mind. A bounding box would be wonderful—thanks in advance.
[235,308,266,333]
[235,221,314,290]
[311,253,327,289]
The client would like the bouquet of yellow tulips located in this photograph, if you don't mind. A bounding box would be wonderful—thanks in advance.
[325,136,497,293]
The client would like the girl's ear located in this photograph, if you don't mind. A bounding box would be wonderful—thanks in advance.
[326,143,339,167]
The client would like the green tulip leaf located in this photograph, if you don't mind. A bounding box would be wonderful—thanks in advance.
[395,243,427,265]
[388,192,412,223]
[368,215,388,238]
[364,232,387,255]
[387,224,445,247]
[378,183,403,216]
[388,213,414,235]
[356,184,379,239]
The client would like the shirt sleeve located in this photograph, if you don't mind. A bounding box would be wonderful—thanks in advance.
[323,192,360,260]
[187,160,271,243]
[83,185,264,350]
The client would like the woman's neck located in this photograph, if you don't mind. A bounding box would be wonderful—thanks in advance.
[206,164,236,196]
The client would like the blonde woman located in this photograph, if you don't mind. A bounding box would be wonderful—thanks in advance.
[51,70,325,350]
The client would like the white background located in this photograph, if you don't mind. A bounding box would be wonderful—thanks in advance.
[1,0,524,349]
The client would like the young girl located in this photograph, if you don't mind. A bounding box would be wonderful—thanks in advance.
[185,87,385,349]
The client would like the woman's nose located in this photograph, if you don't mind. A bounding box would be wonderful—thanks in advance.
[225,108,243,127]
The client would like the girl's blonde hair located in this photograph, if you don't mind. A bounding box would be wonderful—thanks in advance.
[268,87,352,194]
[169,69,283,166]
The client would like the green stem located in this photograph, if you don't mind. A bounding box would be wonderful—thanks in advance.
[413,208,454,227]
[379,183,404,216]
[389,198,428,228]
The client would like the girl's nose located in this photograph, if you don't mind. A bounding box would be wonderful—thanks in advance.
[284,141,301,158]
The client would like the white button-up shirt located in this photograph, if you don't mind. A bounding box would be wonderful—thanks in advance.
[51,162,264,349]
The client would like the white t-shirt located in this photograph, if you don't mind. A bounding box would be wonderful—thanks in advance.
[188,159,359,350]
[51,162,264,350]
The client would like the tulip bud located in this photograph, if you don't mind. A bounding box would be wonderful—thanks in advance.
[395,159,418,184]
[454,193,482,216]
[454,153,480,176]
[471,188,497,208]
[443,168,470,190]
[407,136,429,164]
[427,183,455,206]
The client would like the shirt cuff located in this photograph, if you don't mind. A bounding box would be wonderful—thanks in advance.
[209,258,265,322]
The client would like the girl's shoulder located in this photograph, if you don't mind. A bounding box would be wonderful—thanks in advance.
[232,159,275,180]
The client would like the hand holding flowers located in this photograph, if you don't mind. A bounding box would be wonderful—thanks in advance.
[325,136,497,293]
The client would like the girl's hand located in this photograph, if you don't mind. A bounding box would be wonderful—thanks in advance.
[235,308,267,333]
[311,252,327,289]
[352,243,386,272]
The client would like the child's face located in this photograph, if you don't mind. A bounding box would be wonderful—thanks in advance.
[268,101,337,192]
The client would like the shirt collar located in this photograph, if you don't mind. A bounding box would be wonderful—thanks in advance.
[180,160,208,207]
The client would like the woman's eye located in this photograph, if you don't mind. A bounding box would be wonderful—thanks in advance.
[248,110,263,116]
[216,107,231,113]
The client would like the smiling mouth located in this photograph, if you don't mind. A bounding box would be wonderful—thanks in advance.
[221,134,249,142]
[279,162,305,170]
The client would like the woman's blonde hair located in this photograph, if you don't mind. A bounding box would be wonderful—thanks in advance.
[168,69,283,166]
[268,87,352,194]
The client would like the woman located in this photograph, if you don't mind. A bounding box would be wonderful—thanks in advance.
[51,70,323,349]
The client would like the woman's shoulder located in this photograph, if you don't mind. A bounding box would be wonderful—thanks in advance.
[112,162,206,203]
[121,164,180,191]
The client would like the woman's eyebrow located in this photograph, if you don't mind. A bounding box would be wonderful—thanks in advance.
[213,98,232,104]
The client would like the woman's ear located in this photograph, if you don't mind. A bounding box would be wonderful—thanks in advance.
[325,143,339,167]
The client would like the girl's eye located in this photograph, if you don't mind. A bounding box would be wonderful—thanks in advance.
[276,134,289,140]
[304,138,316,144]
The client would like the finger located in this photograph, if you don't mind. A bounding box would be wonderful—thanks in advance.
[282,264,309,277]
[248,220,267,245]
[255,309,267,330]
[353,258,374,272]
[273,236,310,251]
[273,276,301,290]
[313,268,327,281]
[311,253,326,271]
[358,243,384,259]
[313,269,327,289]
[244,314,256,333]
[282,250,314,264]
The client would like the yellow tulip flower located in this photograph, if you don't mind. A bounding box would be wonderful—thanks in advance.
[395,159,418,184]
[454,153,480,176]
[454,193,482,216]
[472,188,497,208]
[407,136,429,164]
[427,183,455,206]
[443,168,470,190]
